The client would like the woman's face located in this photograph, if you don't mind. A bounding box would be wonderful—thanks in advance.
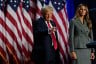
[79,6,87,16]
[44,10,53,21]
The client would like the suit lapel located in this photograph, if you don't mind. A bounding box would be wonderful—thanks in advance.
[40,17,48,29]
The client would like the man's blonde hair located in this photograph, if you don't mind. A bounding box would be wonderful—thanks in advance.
[41,6,53,16]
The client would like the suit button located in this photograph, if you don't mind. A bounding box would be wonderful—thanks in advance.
[81,30,82,32]
[88,38,90,41]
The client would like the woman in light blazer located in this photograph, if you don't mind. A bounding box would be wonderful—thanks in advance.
[69,4,95,64]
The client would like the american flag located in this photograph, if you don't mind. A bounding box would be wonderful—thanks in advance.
[30,0,36,20]
[0,0,9,63]
[21,0,34,63]
[36,0,70,64]
[0,0,34,63]
[0,0,70,63]
[5,0,23,63]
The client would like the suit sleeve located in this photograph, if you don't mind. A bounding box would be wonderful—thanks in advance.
[90,30,95,52]
[69,20,75,52]
[33,20,48,35]
[90,30,93,41]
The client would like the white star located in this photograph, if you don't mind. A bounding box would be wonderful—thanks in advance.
[10,0,13,2]
[58,2,61,5]
[26,5,29,8]
[26,1,29,4]
[54,2,57,4]
[58,7,60,10]
[14,5,16,7]
[14,0,17,3]
[1,0,3,2]
[0,3,3,6]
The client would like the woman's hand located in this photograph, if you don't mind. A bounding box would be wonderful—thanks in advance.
[90,52,95,60]
[70,51,77,60]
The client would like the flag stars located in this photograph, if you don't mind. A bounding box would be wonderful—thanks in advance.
[26,5,29,8]
[14,4,17,7]
[10,0,13,2]
[0,3,3,6]
[54,2,57,4]
[57,7,60,10]
[58,2,61,5]
[24,1,30,8]
[14,0,17,3]
[51,0,65,12]
[0,0,4,10]
[23,0,30,11]
[13,0,17,8]
[26,1,29,4]
[8,0,20,11]
[62,3,64,6]
[0,0,4,6]
[1,0,3,2]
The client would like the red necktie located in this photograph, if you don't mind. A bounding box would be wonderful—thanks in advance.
[47,22,58,50]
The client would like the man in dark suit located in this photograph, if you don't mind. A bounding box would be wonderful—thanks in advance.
[31,6,61,64]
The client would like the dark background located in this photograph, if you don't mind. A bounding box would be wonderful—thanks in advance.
[74,0,96,9]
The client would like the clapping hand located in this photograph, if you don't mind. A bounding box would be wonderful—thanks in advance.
[49,27,57,34]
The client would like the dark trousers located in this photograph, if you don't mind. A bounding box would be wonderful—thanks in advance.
[45,48,61,64]
[32,47,62,64]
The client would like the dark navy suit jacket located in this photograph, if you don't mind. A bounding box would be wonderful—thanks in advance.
[32,17,61,64]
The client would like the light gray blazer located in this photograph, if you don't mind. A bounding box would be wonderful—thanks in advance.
[69,18,93,52]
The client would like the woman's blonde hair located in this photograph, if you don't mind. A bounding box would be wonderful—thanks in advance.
[75,4,92,31]
[41,6,53,17]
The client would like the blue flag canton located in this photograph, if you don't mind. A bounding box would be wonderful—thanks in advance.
[8,0,20,11]
[0,0,5,10]
[23,0,30,11]
[39,0,50,6]
[51,0,65,12]
[44,0,50,5]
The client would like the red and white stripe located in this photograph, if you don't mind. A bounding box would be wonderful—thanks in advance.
[35,0,42,19]
[50,2,69,64]
[30,0,36,20]
[5,3,23,64]
[0,9,9,63]
[21,0,34,61]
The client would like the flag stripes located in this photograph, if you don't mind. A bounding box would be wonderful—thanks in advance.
[0,0,34,64]
[0,0,9,63]
[0,0,70,64]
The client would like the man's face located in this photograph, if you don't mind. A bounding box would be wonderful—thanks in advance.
[44,11,53,21]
